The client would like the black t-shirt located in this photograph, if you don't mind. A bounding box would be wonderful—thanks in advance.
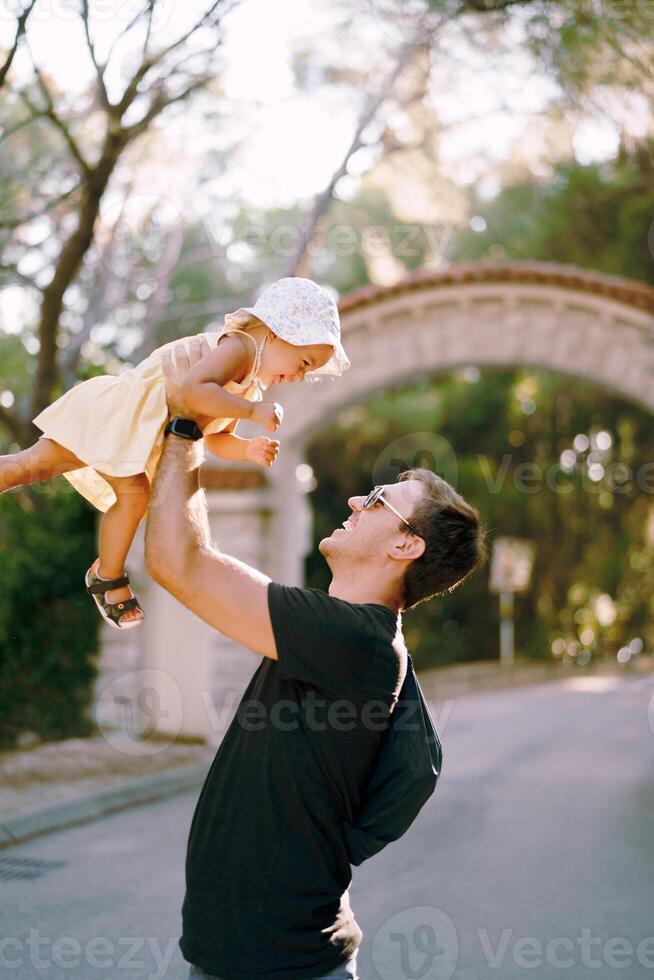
[179,582,407,980]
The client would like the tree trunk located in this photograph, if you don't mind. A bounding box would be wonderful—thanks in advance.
[30,135,125,424]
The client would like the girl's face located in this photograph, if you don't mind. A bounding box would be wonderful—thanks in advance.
[261,332,334,385]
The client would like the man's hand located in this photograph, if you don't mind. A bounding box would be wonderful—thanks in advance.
[249,400,284,432]
[245,436,280,467]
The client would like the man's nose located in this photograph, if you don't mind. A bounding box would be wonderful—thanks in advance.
[347,495,365,512]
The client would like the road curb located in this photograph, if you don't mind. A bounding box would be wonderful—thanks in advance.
[0,761,210,850]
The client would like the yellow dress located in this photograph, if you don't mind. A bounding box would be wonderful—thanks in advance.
[32,327,265,513]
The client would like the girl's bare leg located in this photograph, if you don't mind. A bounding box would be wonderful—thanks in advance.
[0,437,86,492]
[94,471,150,625]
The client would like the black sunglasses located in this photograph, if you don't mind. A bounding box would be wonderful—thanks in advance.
[363,485,422,538]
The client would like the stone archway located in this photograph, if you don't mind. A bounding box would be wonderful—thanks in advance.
[266,261,654,583]
[282,261,654,442]
[99,262,654,741]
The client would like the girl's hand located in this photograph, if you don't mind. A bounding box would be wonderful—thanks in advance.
[245,437,280,467]
[249,400,284,432]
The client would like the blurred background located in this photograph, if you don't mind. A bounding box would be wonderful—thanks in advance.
[2,0,653,746]
[1,4,654,979]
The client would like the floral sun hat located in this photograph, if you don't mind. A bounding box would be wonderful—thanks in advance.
[224,277,351,382]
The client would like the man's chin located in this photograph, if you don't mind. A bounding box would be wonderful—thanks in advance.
[318,536,331,555]
[318,531,341,555]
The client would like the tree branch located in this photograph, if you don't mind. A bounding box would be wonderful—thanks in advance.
[461,0,534,9]
[123,74,213,142]
[0,261,42,291]
[0,105,41,144]
[0,0,37,89]
[142,0,156,57]
[80,0,112,111]
[145,0,227,68]
[103,4,152,71]
[279,39,419,278]
[20,60,92,178]
[114,0,228,118]
[1,181,82,230]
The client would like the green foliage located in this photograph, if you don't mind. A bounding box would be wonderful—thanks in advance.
[454,148,654,285]
[0,334,33,418]
[0,484,100,748]
[524,0,654,100]
[305,366,654,671]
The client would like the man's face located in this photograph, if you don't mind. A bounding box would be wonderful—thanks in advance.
[319,479,427,564]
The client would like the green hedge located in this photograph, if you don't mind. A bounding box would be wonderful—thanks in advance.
[0,480,100,748]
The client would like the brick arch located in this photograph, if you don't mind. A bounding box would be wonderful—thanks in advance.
[261,261,654,585]
[274,261,654,446]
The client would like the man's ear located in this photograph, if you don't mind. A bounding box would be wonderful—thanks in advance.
[388,534,425,562]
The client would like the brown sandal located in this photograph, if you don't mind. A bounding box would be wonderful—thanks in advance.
[85,560,144,630]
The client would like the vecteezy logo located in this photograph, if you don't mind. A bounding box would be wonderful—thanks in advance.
[95,668,184,756]
[372,905,459,980]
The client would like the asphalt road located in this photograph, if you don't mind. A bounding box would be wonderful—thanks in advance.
[1,672,652,980]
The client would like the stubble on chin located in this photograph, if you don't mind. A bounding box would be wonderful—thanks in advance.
[318,534,338,560]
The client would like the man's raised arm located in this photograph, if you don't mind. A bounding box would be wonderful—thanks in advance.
[144,433,278,661]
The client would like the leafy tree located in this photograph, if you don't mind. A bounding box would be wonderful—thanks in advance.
[454,148,654,285]
[0,0,236,447]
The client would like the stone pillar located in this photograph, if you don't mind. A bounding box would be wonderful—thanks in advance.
[202,483,273,746]
[92,507,220,744]
[266,440,312,586]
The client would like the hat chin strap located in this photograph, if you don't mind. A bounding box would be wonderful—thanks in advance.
[255,332,267,371]
[252,332,267,392]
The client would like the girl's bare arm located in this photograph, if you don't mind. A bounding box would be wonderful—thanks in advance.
[179,335,256,421]
[204,418,249,462]
[204,433,249,462]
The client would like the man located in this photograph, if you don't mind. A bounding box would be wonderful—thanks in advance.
[144,363,487,980]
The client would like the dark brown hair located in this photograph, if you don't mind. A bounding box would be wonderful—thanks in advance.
[397,468,488,610]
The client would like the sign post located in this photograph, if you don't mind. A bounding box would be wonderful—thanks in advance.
[489,537,535,667]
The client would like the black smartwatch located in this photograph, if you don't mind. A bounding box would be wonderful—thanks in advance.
[164,416,204,441]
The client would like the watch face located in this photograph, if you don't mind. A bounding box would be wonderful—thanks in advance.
[169,417,201,439]
[176,418,196,437]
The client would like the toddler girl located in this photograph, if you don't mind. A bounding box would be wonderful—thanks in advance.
[0,277,349,631]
